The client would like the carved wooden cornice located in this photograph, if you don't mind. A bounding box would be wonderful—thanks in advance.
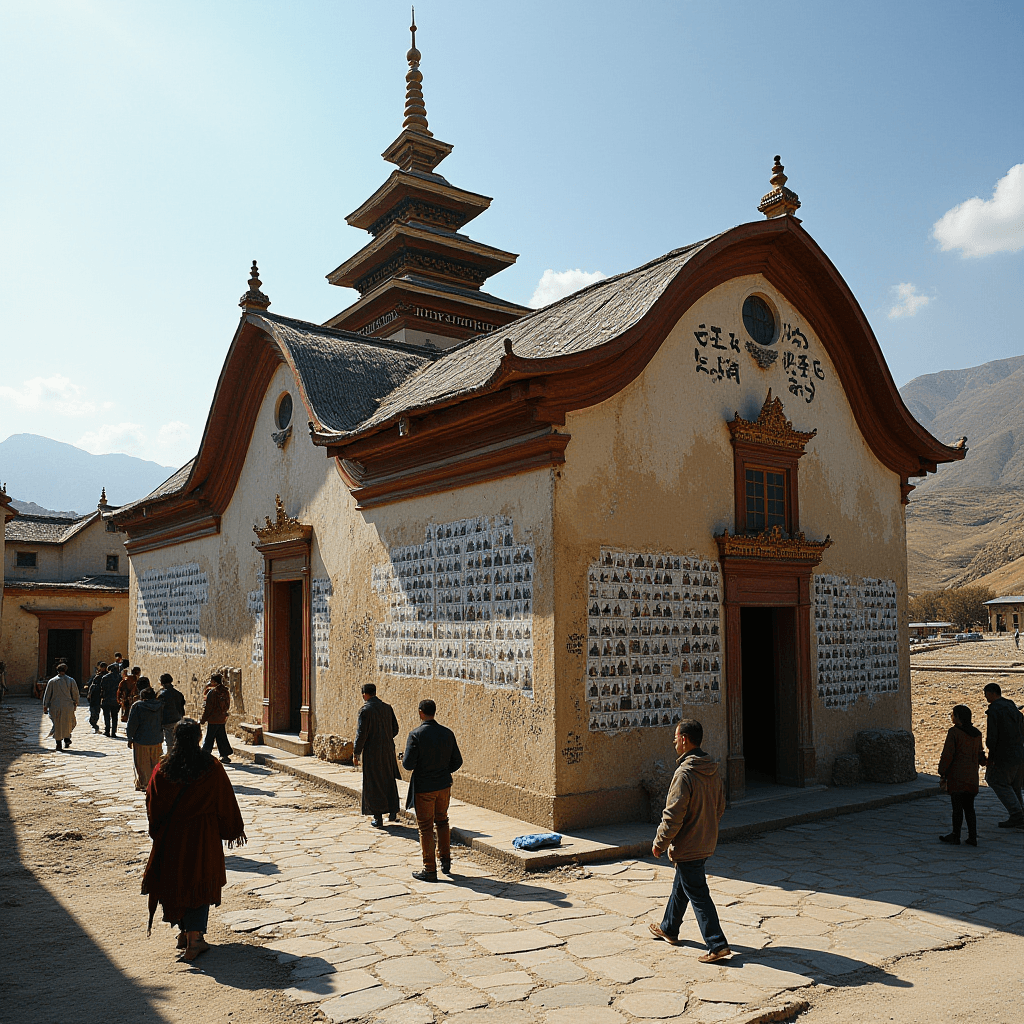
[729,389,817,452]
[715,525,832,565]
[253,495,312,548]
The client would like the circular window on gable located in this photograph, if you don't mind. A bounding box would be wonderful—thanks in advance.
[276,392,293,430]
[742,295,777,346]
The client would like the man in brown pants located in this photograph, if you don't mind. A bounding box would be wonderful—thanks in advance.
[402,699,463,882]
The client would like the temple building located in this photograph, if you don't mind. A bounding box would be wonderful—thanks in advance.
[2,490,129,691]
[112,23,965,827]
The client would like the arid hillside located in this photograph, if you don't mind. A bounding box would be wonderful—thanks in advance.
[901,355,1024,595]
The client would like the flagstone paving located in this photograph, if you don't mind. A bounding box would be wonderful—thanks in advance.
[19,700,1024,1022]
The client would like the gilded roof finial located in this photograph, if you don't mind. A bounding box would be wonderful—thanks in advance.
[98,487,108,508]
[758,155,801,219]
[403,6,432,137]
[239,260,271,311]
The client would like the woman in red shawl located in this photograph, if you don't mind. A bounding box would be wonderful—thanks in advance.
[142,718,246,961]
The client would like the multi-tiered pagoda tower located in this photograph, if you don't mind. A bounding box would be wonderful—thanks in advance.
[325,16,529,348]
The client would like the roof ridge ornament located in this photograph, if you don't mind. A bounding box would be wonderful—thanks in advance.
[253,495,312,547]
[98,487,109,509]
[729,389,816,451]
[240,260,271,311]
[403,7,431,137]
[758,155,802,219]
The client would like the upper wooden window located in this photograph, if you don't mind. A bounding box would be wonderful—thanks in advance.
[745,468,787,532]
[16,551,37,567]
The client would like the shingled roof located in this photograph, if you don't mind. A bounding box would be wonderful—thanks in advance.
[315,235,719,439]
[5,512,96,545]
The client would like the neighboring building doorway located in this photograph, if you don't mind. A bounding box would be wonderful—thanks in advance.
[285,580,304,733]
[46,628,82,683]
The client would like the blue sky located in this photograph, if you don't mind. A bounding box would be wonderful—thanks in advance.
[1,0,1021,468]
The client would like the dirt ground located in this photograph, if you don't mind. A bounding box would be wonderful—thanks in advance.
[0,703,324,1024]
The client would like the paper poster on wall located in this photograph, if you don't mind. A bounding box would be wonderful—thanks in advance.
[135,562,209,656]
[372,515,534,695]
[247,572,264,665]
[312,577,332,669]
[814,575,899,710]
[585,549,723,736]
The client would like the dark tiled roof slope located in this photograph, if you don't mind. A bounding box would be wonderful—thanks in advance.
[335,236,719,437]
[114,459,196,514]
[5,512,95,545]
[258,314,435,432]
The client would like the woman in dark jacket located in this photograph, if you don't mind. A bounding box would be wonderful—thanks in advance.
[937,703,984,846]
[142,719,246,961]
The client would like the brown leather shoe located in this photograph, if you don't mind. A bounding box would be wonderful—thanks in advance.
[648,922,682,946]
[698,946,732,963]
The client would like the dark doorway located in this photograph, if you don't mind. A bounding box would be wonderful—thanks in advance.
[741,608,777,781]
[288,581,303,732]
[46,629,82,683]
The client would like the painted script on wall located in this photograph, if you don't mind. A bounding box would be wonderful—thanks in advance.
[372,515,534,694]
[587,549,723,735]
[814,574,899,710]
[135,562,209,657]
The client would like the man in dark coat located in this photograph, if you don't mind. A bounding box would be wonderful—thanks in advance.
[99,661,122,737]
[86,662,107,732]
[353,683,401,828]
[157,673,187,751]
[983,682,1024,829]
[403,699,463,882]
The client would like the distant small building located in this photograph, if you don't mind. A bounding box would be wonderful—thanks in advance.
[908,621,953,638]
[985,596,1024,634]
[1,490,129,691]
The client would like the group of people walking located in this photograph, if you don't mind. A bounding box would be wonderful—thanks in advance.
[937,682,1024,843]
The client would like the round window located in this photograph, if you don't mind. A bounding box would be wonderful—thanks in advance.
[276,393,293,430]
[742,295,776,346]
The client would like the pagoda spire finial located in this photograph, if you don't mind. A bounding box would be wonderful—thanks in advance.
[757,154,801,219]
[403,6,431,137]
[239,260,271,311]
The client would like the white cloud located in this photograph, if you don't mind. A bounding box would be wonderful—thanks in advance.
[77,422,147,457]
[530,268,607,308]
[887,283,931,320]
[0,375,96,416]
[932,163,1024,258]
[75,420,196,465]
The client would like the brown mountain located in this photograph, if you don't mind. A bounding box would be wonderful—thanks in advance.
[901,355,1024,595]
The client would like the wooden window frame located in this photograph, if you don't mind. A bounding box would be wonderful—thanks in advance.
[733,446,801,537]
[16,551,37,567]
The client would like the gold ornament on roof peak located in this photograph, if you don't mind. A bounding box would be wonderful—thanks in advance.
[239,260,271,312]
[758,155,801,219]
[403,7,431,137]
[253,495,311,546]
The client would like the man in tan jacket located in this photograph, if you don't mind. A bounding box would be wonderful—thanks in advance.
[648,718,731,963]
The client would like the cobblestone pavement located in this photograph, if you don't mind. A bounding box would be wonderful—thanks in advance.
[21,702,1024,1023]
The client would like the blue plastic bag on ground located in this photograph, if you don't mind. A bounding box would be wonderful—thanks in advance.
[511,832,562,850]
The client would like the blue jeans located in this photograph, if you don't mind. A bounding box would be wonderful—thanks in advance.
[661,858,729,952]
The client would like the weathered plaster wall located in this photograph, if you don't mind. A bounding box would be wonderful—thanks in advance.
[5,519,128,583]
[0,591,128,692]
[127,362,558,823]
[553,274,908,825]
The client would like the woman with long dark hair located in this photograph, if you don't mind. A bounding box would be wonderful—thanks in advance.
[141,718,246,961]
[937,703,984,846]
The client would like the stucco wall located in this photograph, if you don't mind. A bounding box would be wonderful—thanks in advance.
[552,274,909,825]
[127,363,558,823]
[0,590,129,693]
[5,517,128,583]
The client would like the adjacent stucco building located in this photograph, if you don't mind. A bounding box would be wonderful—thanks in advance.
[1,491,129,691]
[112,30,965,828]
[985,596,1024,634]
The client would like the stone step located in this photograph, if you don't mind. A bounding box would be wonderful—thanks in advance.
[261,730,313,756]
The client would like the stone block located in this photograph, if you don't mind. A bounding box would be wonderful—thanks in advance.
[313,733,354,763]
[832,753,863,787]
[237,722,263,745]
[640,758,675,822]
[855,729,917,783]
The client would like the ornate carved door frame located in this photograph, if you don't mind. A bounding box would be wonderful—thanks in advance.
[715,392,830,801]
[254,497,314,740]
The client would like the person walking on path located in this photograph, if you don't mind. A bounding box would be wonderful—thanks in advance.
[200,673,233,763]
[403,699,463,882]
[1014,628,1020,651]
[983,682,1024,829]
[141,718,246,962]
[353,683,401,828]
[86,662,106,733]
[99,662,121,737]
[648,718,731,963]
[117,667,140,726]
[937,704,984,846]
[126,683,166,791]
[42,664,79,751]
[157,673,187,752]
